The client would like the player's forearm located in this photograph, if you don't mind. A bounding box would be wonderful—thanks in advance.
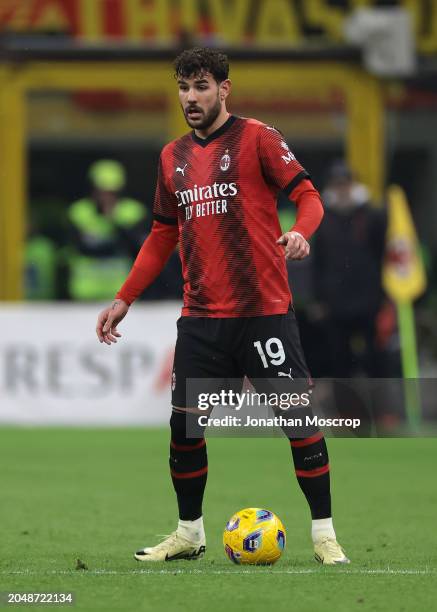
[289,179,324,240]
[115,221,179,305]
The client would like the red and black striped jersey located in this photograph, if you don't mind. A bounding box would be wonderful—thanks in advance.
[154,115,314,317]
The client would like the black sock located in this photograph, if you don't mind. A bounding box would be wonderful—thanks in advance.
[169,410,207,520]
[289,432,331,519]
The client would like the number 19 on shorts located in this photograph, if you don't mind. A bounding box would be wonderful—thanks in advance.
[253,338,285,368]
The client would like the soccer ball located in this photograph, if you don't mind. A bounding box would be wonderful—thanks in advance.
[223,508,286,565]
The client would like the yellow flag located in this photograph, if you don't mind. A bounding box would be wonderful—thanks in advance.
[382,185,426,302]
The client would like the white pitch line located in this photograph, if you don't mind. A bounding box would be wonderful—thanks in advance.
[0,568,435,576]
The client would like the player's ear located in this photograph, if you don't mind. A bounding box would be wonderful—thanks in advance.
[219,79,231,101]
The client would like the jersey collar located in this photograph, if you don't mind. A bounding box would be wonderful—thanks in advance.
[191,115,237,147]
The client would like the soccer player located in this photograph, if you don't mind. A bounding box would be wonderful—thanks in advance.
[96,47,349,565]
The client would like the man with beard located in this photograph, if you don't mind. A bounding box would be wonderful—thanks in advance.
[96,47,349,565]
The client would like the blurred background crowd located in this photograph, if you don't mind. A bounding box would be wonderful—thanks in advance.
[1,0,437,427]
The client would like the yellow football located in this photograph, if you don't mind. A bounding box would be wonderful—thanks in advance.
[223,508,286,565]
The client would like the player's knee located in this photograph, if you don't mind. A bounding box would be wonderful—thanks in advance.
[169,409,207,477]
[170,409,205,444]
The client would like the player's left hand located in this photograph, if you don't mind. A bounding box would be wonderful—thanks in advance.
[277,231,310,260]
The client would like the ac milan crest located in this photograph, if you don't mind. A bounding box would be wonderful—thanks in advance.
[220,149,231,171]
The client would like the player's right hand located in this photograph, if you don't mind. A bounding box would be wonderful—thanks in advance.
[96,299,129,345]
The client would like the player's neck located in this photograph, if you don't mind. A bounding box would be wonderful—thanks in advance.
[194,110,231,140]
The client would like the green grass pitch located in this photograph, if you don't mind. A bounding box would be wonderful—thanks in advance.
[1,428,436,611]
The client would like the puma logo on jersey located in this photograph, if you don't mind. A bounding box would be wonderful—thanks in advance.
[176,164,188,176]
[278,368,293,379]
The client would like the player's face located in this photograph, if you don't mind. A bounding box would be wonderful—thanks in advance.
[177,72,225,129]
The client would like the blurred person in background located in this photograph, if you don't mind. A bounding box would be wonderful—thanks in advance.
[67,160,147,301]
[313,160,388,378]
[25,198,69,301]
[278,199,328,377]
[25,223,57,300]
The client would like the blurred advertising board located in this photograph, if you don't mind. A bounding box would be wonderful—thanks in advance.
[0,302,180,425]
[0,0,435,53]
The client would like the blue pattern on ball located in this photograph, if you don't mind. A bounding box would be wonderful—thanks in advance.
[225,544,241,564]
[277,529,286,551]
[243,529,263,552]
[256,509,273,523]
[226,517,240,531]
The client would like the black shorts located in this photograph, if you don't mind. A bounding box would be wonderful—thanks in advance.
[172,308,311,408]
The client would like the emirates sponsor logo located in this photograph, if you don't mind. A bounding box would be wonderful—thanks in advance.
[176,182,238,221]
[175,182,237,206]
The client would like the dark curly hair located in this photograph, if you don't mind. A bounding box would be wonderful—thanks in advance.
[174,47,229,83]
